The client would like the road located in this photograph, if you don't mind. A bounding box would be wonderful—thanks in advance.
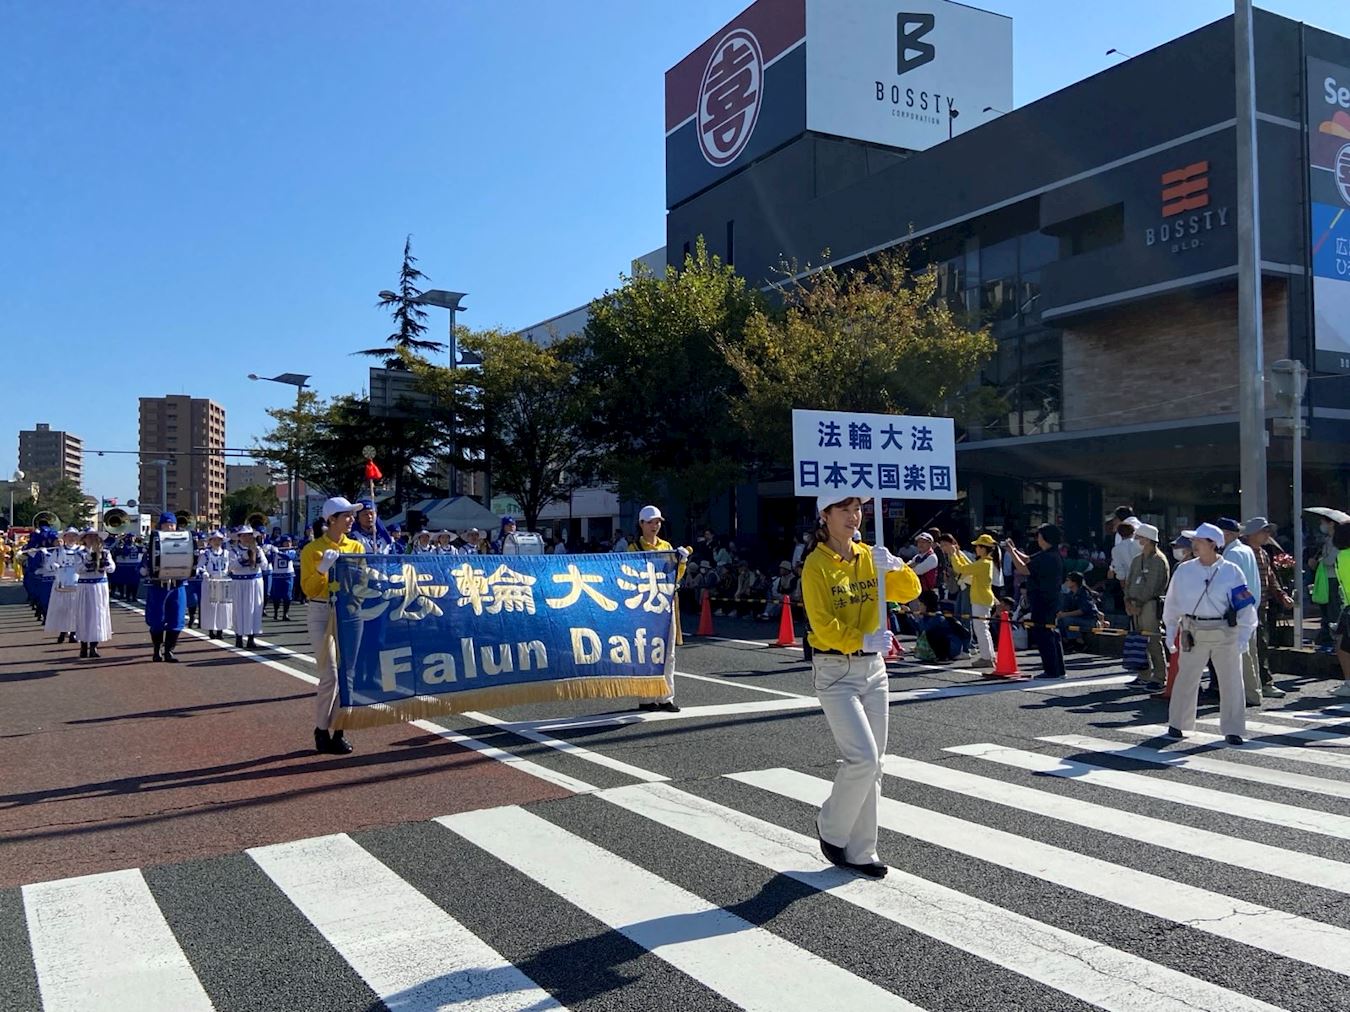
[3,596,1350,1011]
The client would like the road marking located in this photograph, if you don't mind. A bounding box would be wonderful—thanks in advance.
[674,669,810,698]
[249,833,565,1011]
[1115,723,1350,777]
[953,741,1350,839]
[601,781,1284,1012]
[22,868,213,1012]
[734,767,1350,978]
[1199,716,1350,748]
[881,755,1350,895]
[1264,705,1350,723]
[460,710,669,783]
[1037,733,1350,804]
[437,806,923,1012]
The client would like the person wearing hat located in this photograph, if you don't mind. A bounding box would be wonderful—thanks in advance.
[1106,517,1141,615]
[267,534,298,621]
[409,530,436,554]
[910,532,940,592]
[758,560,799,622]
[300,496,365,755]
[227,525,271,649]
[627,505,690,712]
[42,527,84,643]
[434,531,459,554]
[1123,523,1170,690]
[73,528,115,658]
[1240,517,1290,700]
[802,493,920,879]
[141,512,188,662]
[1213,517,1263,706]
[491,516,519,555]
[1162,522,1257,744]
[196,531,233,639]
[352,499,394,555]
[939,534,1001,669]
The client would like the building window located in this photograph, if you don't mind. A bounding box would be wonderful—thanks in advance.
[1050,204,1124,257]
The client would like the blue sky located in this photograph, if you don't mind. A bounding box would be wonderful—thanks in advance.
[4,0,1349,501]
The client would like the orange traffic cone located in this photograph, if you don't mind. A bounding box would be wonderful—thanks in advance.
[696,590,715,637]
[1151,630,1181,700]
[991,608,1022,679]
[774,595,796,647]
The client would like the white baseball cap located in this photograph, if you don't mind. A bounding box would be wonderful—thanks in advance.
[1191,522,1226,548]
[816,493,872,516]
[638,505,664,522]
[321,496,357,520]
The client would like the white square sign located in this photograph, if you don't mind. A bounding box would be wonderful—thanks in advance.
[791,409,957,500]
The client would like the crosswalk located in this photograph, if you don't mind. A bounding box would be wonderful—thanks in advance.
[9,711,1350,1011]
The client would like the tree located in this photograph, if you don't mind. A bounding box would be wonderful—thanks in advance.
[412,330,591,531]
[12,478,94,529]
[221,484,282,528]
[721,249,998,470]
[573,239,760,526]
[356,235,445,367]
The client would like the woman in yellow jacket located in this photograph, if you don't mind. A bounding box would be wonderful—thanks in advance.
[940,533,999,669]
[802,493,920,879]
[628,504,689,712]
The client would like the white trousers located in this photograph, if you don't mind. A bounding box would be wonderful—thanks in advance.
[814,651,889,865]
[971,602,995,661]
[308,600,339,730]
[1168,624,1246,738]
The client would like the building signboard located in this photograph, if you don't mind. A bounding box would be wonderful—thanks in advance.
[1308,55,1350,373]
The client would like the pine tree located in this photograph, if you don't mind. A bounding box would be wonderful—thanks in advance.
[356,235,446,368]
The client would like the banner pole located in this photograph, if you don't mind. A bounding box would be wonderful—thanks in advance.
[876,496,887,636]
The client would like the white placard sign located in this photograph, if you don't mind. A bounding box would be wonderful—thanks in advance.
[791,409,957,501]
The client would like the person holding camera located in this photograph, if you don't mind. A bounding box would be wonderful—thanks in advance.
[1162,522,1257,745]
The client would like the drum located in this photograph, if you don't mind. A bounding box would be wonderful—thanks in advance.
[149,530,194,581]
[207,577,232,605]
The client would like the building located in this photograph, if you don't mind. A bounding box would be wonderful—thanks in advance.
[653,0,1350,545]
[18,423,83,489]
[138,396,226,525]
[226,463,274,492]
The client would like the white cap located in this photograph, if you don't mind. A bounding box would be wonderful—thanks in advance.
[321,496,357,520]
[236,525,255,536]
[1118,516,1141,530]
[815,493,872,516]
[1191,522,1225,548]
[638,505,664,522]
[1133,523,1159,543]
[62,526,80,535]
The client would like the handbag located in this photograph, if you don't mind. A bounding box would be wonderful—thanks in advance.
[1122,619,1151,671]
[914,631,937,662]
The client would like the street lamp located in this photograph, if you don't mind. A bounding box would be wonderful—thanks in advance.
[982,106,1006,115]
[948,106,960,140]
[249,372,311,535]
[1105,48,1134,59]
[8,469,23,530]
[379,288,469,496]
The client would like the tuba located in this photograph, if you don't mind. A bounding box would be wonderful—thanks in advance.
[103,508,134,537]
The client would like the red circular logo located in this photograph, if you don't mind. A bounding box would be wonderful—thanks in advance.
[1337,143,1350,206]
[697,28,764,168]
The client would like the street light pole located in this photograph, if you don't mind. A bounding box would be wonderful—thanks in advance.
[9,469,23,530]
[248,372,311,535]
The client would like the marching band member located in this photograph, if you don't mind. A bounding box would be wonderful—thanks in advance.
[301,496,363,755]
[75,528,115,658]
[409,530,436,554]
[142,512,187,663]
[491,516,519,554]
[351,499,394,554]
[434,531,458,554]
[196,531,232,639]
[228,525,270,649]
[627,505,689,713]
[459,527,484,555]
[184,533,203,630]
[27,529,55,623]
[267,534,298,620]
[43,527,84,643]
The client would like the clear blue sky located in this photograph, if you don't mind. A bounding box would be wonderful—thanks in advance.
[4,0,1348,501]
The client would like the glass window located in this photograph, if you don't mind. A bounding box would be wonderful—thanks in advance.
[1019,231,1059,272]
[980,238,1018,281]
[1018,330,1062,435]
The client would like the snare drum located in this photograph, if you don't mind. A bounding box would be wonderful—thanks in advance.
[150,530,194,581]
[207,577,232,605]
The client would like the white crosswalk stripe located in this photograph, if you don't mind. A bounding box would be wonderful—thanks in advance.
[1112,722,1350,776]
[12,716,1350,1011]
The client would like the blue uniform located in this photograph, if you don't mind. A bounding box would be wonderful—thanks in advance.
[268,546,297,602]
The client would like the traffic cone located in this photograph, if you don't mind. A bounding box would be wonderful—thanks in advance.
[1151,630,1181,700]
[774,595,795,647]
[697,590,715,637]
[991,608,1022,679]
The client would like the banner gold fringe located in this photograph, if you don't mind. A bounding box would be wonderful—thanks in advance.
[331,675,672,731]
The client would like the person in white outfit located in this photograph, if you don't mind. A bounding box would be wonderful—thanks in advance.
[43,528,84,642]
[228,525,270,649]
[1162,522,1258,745]
[196,531,233,639]
[74,530,115,658]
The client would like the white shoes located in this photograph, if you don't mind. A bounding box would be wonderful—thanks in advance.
[1333,682,1350,698]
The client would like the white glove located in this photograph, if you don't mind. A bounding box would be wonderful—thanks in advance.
[862,629,892,654]
[316,549,341,575]
[871,546,902,572]
[676,546,690,562]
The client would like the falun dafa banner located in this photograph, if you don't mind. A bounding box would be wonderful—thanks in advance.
[328,552,677,729]
[791,408,957,501]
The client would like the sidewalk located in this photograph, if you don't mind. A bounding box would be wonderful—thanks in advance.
[0,602,569,888]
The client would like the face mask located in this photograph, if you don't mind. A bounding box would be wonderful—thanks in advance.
[1172,548,1187,561]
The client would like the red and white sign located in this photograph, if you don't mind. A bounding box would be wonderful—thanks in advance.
[697,29,765,167]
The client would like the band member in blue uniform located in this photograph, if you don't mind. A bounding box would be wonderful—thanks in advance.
[142,512,187,663]
[267,535,298,620]
[75,528,116,658]
[44,528,84,643]
[351,499,394,554]
[229,525,270,649]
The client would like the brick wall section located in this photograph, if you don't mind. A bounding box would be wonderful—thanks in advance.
[1061,279,1288,431]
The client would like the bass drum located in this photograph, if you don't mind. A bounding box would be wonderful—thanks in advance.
[150,530,195,581]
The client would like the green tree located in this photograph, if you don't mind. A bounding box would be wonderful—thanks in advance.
[221,484,282,528]
[722,249,998,468]
[12,478,94,528]
[573,239,759,525]
[356,235,444,367]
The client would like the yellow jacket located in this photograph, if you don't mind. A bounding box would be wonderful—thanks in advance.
[629,536,687,582]
[802,542,921,653]
[947,550,996,607]
[300,533,365,601]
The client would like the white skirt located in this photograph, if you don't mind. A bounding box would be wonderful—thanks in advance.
[202,578,233,630]
[229,576,266,635]
[75,581,113,643]
[45,585,79,632]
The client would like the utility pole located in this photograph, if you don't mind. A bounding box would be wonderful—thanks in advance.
[1235,0,1268,517]
[1271,359,1307,645]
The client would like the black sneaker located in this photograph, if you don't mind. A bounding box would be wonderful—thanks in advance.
[89,646,101,658]
[1167,726,1184,739]
[329,730,354,754]
[637,702,659,712]
[1225,734,1244,746]
[235,635,244,648]
[819,835,848,868]
[657,701,681,713]
[847,861,888,879]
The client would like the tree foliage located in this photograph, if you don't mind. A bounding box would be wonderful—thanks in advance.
[221,484,282,528]
[11,478,94,529]
[722,250,998,469]
[356,235,444,367]
[573,239,759,524]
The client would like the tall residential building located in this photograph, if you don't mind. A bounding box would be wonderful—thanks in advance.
[226,463,274,492]
[138,397,226,524]
[18,423,83,489]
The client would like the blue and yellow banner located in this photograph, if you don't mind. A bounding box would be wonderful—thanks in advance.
[330,552,678,729]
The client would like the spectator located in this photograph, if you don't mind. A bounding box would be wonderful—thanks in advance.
[1316,515,1343,653]
[1241,517,1290,699]
[759,561,799,621]
[1056,572,1100,650]
[912,589,964,662]
[910,533,940,591]
[1331,522,1350,697]
[731,561,758,617]
[1124,523,1170,690]
[940,534,998,670]
[1007,523,1067,679]
[791,531,812,567]
[1106,517,1141,613]
[1216,516,1263,707]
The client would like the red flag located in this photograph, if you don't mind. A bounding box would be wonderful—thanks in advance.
[364,460,382,481]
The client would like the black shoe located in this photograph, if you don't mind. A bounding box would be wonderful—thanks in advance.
[150,630,163,662]
[1225,734,1244,746]
[819,833,848,868]
[79,643,88,658]
[235,635,244,648]
[282,608,290,621]
[329,730,353,754]
[163,631,180,663]
[1167,726,1184,739]
[58,631,67,644]
[847,861,888,879]
[246,635,257,649]
[1033,672,1066,679]
[637,702,659,712]
[314,728,332,753]
[657,701,681,713]
[89,645,101,658]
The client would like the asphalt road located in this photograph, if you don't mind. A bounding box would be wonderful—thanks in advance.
[4,596,1350,1012]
